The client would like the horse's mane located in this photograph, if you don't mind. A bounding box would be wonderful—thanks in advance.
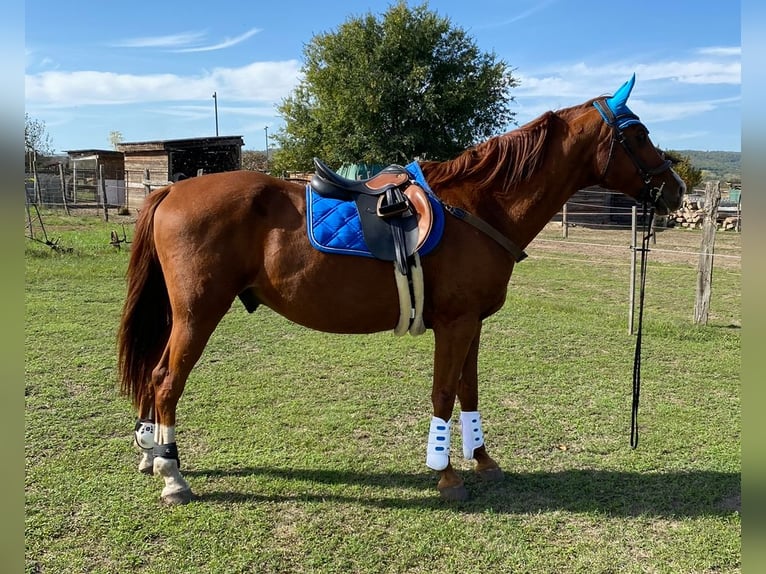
[422,110,559,192]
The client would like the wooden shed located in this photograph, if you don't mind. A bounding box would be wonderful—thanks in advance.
[64,149,126,206]
[116,135,244,209]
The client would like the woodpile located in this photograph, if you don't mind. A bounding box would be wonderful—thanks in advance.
[669,196,740,230]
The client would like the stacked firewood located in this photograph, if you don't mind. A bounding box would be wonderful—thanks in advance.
[669,196,740,230]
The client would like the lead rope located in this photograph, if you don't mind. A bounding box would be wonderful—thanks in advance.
[631,200,655,449]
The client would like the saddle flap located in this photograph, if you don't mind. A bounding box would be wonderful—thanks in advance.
[306,183,444,259]
[404,184,434,252]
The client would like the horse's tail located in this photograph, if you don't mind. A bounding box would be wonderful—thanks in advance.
[117,186,173,410]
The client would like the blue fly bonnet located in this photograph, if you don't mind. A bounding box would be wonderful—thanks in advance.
[593,73,642,130]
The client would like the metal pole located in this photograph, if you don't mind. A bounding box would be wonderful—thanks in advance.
[212,92,219,136]
[562,203,568,238]
[628,205,637,334]
[264,126,269,170]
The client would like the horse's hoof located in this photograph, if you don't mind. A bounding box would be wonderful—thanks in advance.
[160,489,195,505]
[438,484,469,502]
[478,467,505,482]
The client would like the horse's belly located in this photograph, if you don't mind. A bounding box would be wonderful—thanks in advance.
[256,248,403,334]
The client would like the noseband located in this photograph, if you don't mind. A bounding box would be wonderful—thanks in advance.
[593,98,674,210]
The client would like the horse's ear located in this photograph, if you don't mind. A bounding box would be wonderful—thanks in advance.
[608,73,636,108]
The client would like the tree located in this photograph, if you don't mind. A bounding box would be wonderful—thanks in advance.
[109,130,124,150]
[272,1,517,172]
[665,150,703,193]
[241,149,269,171]
[25,113,53,156]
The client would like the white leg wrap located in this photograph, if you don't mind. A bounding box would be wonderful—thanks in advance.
[155,423,175,445]
[153,456,190,498]
[138,450,155,474]
[152,424,189,497]
[426,416,451,470]
[460,411,485,460]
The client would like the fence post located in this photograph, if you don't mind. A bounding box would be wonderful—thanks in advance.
[562,203,568,238]
[143,168,151,199]
[99,164,109,222]
[58,163,70,216]
[693,181,721,325]
[736,193,742,232]
[32,153,41,205]
[628,205,637,334]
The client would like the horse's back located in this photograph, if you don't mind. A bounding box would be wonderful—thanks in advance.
[155,170,302,220]
[149,171,403,332]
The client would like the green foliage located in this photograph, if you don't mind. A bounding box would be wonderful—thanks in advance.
[108,130,124,150]
[25,113,54,158]
[665,150,703,191]
[677,150,740,184]
[272,1,517,172]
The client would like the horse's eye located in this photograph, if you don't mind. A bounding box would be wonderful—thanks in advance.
[635,131,649,146]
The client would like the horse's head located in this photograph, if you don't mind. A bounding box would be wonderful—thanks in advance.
[593,74,685,214]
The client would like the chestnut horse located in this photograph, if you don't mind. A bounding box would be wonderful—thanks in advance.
[118,76,684,504]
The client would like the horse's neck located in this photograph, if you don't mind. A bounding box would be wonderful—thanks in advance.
[435,143,597,251]
[505,153,596,246]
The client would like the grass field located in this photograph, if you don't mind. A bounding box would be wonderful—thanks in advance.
[25,212,740,573]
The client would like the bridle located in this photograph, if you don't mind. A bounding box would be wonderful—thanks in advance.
[593,98,674,212]
[593,97,675,449]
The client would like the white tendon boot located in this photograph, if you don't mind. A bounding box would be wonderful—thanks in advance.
[134,419,155,474]
[426,416,451,470]
[460,411,485,460]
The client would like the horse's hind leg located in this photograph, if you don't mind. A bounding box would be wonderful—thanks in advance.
[150,307,229,505]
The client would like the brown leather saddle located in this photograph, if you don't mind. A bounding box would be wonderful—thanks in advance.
[310,158,434,274]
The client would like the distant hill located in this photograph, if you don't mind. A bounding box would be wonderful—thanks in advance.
[676,150,740,183]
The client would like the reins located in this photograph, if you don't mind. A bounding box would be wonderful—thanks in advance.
[631,200,655,449]
[594,97,675,449]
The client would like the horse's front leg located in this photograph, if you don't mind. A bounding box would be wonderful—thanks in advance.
[428,316,481,501]
[456,326,504,482]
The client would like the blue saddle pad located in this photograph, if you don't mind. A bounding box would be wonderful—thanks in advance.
[306,162,444,258]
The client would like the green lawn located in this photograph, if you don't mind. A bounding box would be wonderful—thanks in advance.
[25,213,740,573]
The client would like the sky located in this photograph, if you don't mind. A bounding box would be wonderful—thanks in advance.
[24,1,741,155]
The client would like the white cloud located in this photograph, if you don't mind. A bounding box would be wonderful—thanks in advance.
[112,31,208,48]
[173,28,262,53]
[697,46,741,57]
[509,52,741,131]
[25,60,302,107]
[152,104,278,121]
[111,27,261,52]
